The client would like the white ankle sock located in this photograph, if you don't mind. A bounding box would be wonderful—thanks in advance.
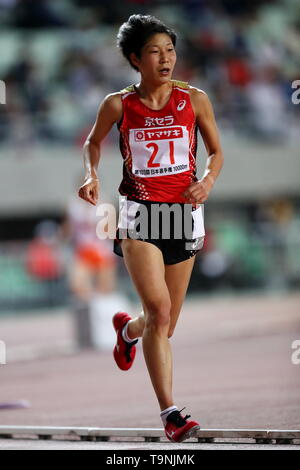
[160,406,178,426]
[122,321,138,344]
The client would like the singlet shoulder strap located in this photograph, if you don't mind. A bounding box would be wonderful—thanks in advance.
[119,84,135,94]
[171,80,189,89]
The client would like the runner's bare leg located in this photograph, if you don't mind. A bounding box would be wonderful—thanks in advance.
[127,256,196,340]
[121,239,173,411]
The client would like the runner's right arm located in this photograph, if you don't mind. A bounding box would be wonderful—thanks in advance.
[78,93,122,206]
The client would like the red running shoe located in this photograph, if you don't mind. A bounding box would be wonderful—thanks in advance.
[164,408,200,442]
[112,312,138,371]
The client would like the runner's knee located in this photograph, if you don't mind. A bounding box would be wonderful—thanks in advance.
[144,299,171,332]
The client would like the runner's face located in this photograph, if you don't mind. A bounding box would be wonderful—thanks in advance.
[133,33,176,81]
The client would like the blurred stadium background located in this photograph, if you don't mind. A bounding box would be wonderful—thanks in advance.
[1,0,300,310]
[0,0,299,437]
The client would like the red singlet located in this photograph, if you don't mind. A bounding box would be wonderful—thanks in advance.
[117,80,198,203]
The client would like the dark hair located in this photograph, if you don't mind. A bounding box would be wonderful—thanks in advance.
[117,14,177,71]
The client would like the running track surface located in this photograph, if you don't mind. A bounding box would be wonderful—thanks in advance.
[0,292,299,449]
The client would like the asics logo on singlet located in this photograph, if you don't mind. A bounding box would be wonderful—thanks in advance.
[166,430,176,439]
[177,100,186,111]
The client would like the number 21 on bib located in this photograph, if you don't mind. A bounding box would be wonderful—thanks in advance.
[129,126,189,178]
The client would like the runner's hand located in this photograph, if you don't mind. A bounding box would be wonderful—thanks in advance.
[78,177,99,206]
[181,178,213,204]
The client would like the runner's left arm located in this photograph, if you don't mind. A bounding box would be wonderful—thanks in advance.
[182,88,224,204]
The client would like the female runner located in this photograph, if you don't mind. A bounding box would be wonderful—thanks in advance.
[78,14,224,442]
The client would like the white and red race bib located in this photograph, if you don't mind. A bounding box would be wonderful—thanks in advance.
[129,125,190,178]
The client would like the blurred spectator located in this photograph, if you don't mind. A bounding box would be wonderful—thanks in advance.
[25,220,65,305]
[3,48,55,146]
[196,227,232,291]
[249,198,298,288]
[11,0,69,28]
[246,65,290,141]
[225,51,252,88]
[61,180,132,350]
[62,191,117,300]
[0,0,17,7]
[26,220,63,280]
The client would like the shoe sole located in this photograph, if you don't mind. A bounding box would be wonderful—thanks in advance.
[173,424,201,443]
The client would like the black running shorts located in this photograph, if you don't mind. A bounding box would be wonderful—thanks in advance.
[113,197,205,265]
